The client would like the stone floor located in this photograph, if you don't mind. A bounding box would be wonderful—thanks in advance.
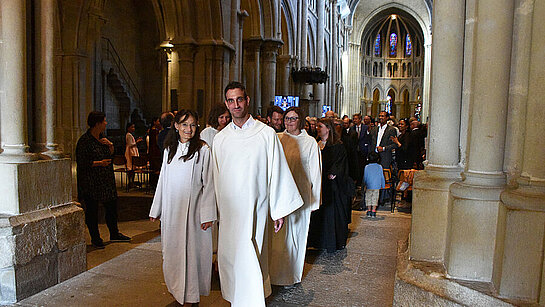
[9,205,411,307]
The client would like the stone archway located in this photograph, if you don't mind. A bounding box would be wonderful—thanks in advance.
[372,88,381,118]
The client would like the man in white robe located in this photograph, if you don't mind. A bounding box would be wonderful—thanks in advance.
[212,81,303,307]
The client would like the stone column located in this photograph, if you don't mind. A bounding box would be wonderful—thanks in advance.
[0,0,37,162]
[410,0,465,263]
[313,0,325,107]
[167,50,180,111]
[176,44,197,111]
[394,101,402,119]
[448,0,514,284]
[243,39,262,115]
[496,0,545,301]
[277,55,292,95]
[0,2,85,303]
[35,0,62,159]
[261,40,282,111]
[328,0,336,116]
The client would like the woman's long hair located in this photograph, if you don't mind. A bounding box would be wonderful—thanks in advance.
[318,118,342,147]
[164,110,204,164]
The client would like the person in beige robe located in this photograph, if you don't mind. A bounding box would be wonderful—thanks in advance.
[270,107,322,286]
[149,110,216,306]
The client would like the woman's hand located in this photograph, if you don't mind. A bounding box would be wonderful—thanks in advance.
[201,221,213,230]
[150,217,157,222]
[328,174,336,180]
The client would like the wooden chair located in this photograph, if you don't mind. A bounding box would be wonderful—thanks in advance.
[379,168,396,212]
[112,155,128,191]
[394,169,416,212]
[132,155,151,193]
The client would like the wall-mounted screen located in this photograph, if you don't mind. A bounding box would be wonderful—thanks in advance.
[322,105,331,118]
[274,95,300,111]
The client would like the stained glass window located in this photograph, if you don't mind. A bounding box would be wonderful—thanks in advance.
[406,34,412,56]
[374,34,381,56]
[386,96,392,114]
[390,33,397,56]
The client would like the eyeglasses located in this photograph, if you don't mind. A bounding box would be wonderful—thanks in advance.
[226,96,246,104]
[179,122,197,129]
[285,116,299,122]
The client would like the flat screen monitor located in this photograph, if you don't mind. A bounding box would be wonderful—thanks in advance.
[322,105,331,118]
[274,95,299,111]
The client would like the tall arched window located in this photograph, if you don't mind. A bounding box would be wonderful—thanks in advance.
[374,34,381,56]
[389,33,397,57]
[405,34,412,56]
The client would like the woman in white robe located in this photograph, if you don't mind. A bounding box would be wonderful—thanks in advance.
[270,107,322,286]
[199,104,231,260]
[200,103,231,147]
[149,110,216,306]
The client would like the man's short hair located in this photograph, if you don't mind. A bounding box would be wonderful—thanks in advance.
[267,105,284,118]
[87,111,105,128]
[353,113,362,119]
[224,81,247,99]
[160,112,174,129]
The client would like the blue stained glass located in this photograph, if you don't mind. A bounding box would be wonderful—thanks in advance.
[390,33,397,56]
[386,96,392,113]
[406,34,412,56]
[374,34,381,56]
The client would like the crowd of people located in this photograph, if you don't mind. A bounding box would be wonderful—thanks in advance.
[75,81,426,306]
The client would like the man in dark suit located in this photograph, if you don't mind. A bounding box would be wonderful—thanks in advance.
[349,113,370,185]
[370,111,399,169]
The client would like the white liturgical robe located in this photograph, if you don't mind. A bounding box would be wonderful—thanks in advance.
[212,118,303,307]
[149,142,217,304]
[270,130,322,285]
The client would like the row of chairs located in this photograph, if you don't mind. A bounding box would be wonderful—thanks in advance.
[112,155,151,192]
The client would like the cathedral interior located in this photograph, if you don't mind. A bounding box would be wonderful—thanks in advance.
[0,0,544,305]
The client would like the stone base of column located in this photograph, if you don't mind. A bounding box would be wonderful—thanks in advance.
[0,159,72,214]
[0,203,86,304]
[394,239,515,307]
[447,177,506,285]
[410,165,462,262]
[498,183,545,303]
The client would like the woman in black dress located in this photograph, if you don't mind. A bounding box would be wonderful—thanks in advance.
[307,118,354,252]
[76,111,131,248]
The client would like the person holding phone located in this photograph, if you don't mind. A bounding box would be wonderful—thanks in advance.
[76,111,131,249]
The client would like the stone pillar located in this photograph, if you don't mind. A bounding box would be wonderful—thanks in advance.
[421,41,432,123]
[167,50,180,111]
[410,0,465,263]
[394,101,402,119]
[35,0,62,159]
[0,0,36,162]
[497,0,545,301]
[313,0,325,108]
[243,39,262,115]
[261,40,282,111]
[277,55,292,95]
[177,44,197,111]
[448,0,514,284]
[330,0,338,113]
[0,3,85,304]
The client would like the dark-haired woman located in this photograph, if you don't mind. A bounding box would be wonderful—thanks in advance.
[149,110,217,306]
[200,104,231,147]
[76,111,131,248]
[307,118,354,253]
